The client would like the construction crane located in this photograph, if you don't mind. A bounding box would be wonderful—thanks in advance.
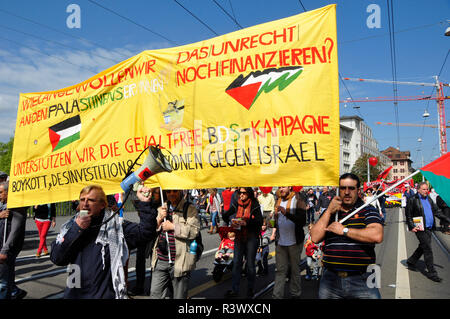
[375,122,450,128]
[340,76,449,155]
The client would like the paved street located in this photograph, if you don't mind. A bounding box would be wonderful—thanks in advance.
[13,207,450,300]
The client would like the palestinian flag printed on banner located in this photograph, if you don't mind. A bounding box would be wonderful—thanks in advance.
[225,66,303,110]
[420,152,450,206]
[48,115,81,152]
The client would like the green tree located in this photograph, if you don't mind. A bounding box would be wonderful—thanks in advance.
[0,137,14,175]
[351,153,383,183]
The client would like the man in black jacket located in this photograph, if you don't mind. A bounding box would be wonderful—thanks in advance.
[50,185,157,298]
[405,182,450,282]
[0,181,27,299]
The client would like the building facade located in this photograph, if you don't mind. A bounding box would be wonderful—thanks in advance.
[381,146,413,181]
[339,116,392,176]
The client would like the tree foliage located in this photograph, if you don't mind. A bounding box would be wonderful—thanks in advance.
[0,137,14,175]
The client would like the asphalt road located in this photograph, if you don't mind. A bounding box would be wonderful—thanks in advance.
[12,207,450,300]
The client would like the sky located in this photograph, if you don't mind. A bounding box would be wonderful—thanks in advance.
[0,0,449,169]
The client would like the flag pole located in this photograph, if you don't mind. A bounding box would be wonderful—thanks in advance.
[160,187,174,265]
[339,170,421,224]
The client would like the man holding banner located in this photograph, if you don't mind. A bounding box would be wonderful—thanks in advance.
[310,173,384,299]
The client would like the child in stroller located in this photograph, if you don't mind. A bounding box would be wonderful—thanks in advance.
[212,226,235,282]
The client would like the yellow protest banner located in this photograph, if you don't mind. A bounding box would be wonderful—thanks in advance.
[8,4,339,208]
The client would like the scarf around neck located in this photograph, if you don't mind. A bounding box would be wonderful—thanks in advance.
[275,191,296,215]
[236,198,252,219]
[56,208,129,299]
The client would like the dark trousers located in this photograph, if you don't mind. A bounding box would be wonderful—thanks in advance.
[408,229,436,274]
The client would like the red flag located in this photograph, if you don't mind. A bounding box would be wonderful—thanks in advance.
[376,166,393,181]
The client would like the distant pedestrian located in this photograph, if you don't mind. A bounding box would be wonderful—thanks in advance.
[196,189,209,228]
[33,203,56,257]
[206,188,221,234]
[256,219,271,276]
[316,186,333,217]
[306,188,318,224]
[405,182,450,282]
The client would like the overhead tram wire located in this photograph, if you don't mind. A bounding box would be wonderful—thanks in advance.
[228,0,239,26]
[297,1,365,118]
[212,0,242,29]
[173,0,219,36]
[387,0,401,150]
[297,0,307,12]
[0,8,130,61]
[87,0,179,46]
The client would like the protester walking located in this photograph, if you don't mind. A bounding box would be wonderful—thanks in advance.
[0,181,28,299]
[222,187,263,298]
[33,203,56,258]
[50,185,157,299]
[405,182,450,282]
[310,173,384,299]
[270,186,307,299]
[149,189,200,299]
[206,188,221,234]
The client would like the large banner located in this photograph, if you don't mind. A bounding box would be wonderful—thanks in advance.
[9,5,339,208]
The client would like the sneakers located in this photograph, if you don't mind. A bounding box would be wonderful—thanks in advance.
[35,252,41,258]
[42,250,49,256]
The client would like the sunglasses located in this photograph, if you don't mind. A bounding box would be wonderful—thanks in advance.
[340,186,357,191]
[239,191,248,195]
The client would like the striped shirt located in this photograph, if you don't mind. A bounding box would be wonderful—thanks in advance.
[156,210,176,263]
[322,199,383,272]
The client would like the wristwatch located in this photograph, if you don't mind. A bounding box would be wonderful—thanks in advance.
[342,227,349,236]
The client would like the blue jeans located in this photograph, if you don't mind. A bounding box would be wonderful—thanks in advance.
[210,211,218,227]
[231,235,258,294]
[319,268,381,299]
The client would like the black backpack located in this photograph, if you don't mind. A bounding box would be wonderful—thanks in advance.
[183,201,204,262]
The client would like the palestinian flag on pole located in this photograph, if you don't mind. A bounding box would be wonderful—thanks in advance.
[420,152,450,206]
[48,115,81,152]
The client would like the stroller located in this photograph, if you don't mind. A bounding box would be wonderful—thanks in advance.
[212,226,235,282]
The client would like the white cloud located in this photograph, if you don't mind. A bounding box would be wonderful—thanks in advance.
[0,44,145,143]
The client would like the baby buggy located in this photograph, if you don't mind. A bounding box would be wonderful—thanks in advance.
[212,226,235,282]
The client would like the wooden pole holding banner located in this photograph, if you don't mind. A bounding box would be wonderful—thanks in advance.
[159,187,174,264]
[339,170,421,224]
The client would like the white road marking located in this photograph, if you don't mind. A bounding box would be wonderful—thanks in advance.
[395,207,411,299]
